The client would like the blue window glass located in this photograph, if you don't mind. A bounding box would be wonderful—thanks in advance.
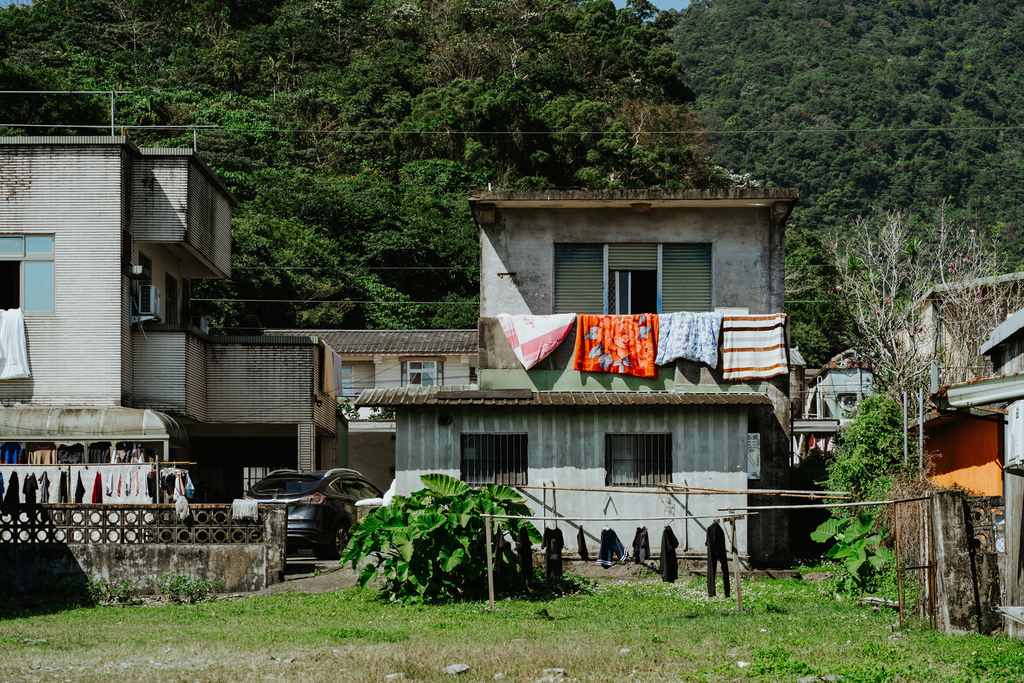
[0,237,23,254]
[23,261,54,312]
[25,236,54,254]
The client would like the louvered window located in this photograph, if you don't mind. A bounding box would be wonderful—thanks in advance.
[605,434,672,486]
[552,243,712,314]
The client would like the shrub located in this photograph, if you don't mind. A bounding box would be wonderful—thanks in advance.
[826,394,909,508]
[86,578,142,606]
[156,573,222,604]
[342,473,541,604]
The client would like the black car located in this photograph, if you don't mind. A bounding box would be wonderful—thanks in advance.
[247,468,383,559]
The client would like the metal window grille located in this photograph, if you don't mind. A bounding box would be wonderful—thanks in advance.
[242,467,274,493]
[460,433,528,486]
[605,434,671,486]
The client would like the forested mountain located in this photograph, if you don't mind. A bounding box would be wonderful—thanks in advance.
[0,0,723,331]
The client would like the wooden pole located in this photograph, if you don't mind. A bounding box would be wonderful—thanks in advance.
[484,514,495,612]
[729,519,743,611]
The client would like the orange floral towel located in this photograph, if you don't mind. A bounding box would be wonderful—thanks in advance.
[574,314,659,378]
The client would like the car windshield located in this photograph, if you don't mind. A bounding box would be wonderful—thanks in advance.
[251,475,322,496]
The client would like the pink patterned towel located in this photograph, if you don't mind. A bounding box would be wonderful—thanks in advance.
[498,314,577,370]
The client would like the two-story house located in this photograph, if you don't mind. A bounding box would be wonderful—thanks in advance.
[0,137,339,501]
[268,328,478,491]
[358,189,799,564]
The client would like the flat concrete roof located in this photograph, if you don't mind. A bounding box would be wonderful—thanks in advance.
[468,188,799,210]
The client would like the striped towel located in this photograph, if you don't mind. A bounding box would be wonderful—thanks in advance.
[721,314,788,381]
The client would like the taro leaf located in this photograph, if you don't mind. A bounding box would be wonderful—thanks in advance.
[598,353,613,370]
[414,511,447,534]
[588,343,605,359]
[584,326,600,340]
[357,562,378,587]
[483,483,523,502]
[443,547,466,572]
[845,553,865,577]
[867,553,888,570]
[420,473,470,498]
[392,530,414,561]
[810,517,844,543]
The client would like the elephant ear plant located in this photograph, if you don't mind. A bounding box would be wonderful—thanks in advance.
[341,473,542,603]
[811,513,894,593]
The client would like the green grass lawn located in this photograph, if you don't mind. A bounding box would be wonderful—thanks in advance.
[1,575,1022,682]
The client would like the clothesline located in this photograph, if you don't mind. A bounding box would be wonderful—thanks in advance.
[482,513,753,522]
[719,496,930,512]
[518,483,849,499]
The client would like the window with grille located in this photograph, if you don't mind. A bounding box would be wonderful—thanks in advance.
[460,433,528,486]
[242,466,274,493]
[605,434,672,486]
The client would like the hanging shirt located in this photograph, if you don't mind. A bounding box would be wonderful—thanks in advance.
[91,471,104,503]
[173,473,185,502]
[574,314,659,378]
[542,527,564,578]
[1,442,23,464]
[0,307,31,379]
[706,521,730,598]
[88,442,112,464]
[597,528,626,568]
[3,471,20,505]
[74,473,86,504]
[632,527,651,564]
[660,526,679,583]
[38,471,51,504]
[57,443,85,464]
[516,525,533,585]
[577,526,590,562]
[22,472,39,505]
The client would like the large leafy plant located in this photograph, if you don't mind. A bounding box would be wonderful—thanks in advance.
[342,474,541,604]
[811,513,893,593]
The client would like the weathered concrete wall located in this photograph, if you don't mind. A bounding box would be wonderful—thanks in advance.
[0,504,285,595]
[479,205,785,317]
[930,490,1002,634]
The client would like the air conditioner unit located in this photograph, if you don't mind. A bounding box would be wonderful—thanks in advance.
[1006,401,1024,475]
[190,315,210,334]
[137,284,162,319]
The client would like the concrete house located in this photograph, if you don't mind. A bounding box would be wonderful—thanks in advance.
[268,328,478,492]
[0,137,339,501]
[359,189,800,564]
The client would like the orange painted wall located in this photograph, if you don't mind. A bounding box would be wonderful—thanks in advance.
[928,417,1002,496]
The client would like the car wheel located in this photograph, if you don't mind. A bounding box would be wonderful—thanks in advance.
[316,524,349,560]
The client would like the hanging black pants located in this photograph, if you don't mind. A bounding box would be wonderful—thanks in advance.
[706,521,730,598]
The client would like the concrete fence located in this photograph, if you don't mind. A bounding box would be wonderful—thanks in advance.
[0,503,286,595]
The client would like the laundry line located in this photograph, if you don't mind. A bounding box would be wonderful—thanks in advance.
[481,513,754,522]
[517,483,849,499]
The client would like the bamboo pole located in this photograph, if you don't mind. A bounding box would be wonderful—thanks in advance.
[480,513,753,522]
[485,514,495,612]
[719,497,929,512]
[516,484,849,498]
[895,503,905,628]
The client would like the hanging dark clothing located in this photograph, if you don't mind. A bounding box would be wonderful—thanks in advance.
[632,527,651,564]
[91,471,104,503]
[542,527,564,578]
[57,443,85,464]
[3,471,20,505]
[661,526,679,583]
[88,442,111,464]
[74,473,86,504]
[577,526,590,562]
[706,521,730,598]
[494,525,507,571]
[38,471,50,503]
[516,525,533,585]
[58,470,69,504]
[597,528,626,568]
[22,473,39,505]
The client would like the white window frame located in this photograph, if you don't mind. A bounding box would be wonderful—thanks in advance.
[0,234,55,313]
[402,360,443,387]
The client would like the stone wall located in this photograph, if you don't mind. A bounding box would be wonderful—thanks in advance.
[0,503,286,595]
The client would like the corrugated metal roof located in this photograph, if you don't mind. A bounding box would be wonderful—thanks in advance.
[0,407,189,446]
[266,329,478,356]
[356,386,771,407]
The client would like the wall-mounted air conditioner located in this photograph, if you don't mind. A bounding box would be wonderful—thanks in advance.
[1007,401,1024,475]
[190,316,210,334]
[137,285,162,319]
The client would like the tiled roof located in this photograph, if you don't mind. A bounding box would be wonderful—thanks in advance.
[264,329,478,356]
[356,386,771,407]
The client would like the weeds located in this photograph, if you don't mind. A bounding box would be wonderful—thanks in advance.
[86,578,141,606]
[155,573,222,604]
